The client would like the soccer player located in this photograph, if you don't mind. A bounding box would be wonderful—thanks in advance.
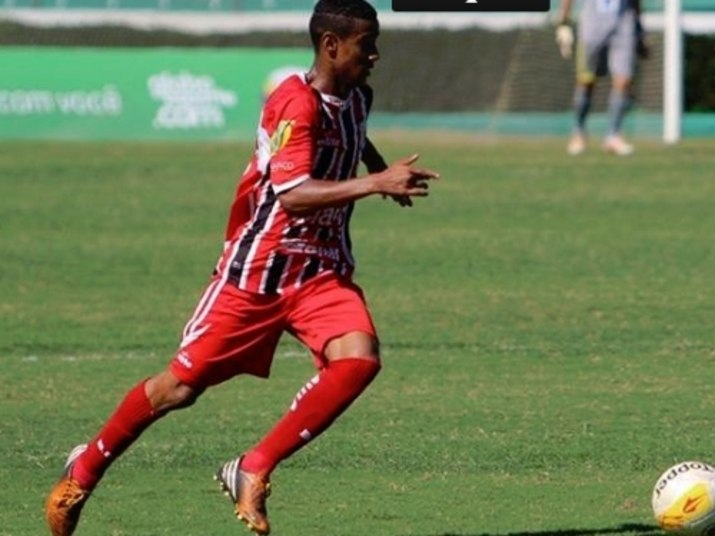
[44,1,439,535]
[556,0,649,155]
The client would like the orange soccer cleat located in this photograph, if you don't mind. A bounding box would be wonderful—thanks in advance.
[215,456,272,535]
[45,445,91,536]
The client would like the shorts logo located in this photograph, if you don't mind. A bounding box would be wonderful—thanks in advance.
[270,120,294,155]
[176,351,193,369]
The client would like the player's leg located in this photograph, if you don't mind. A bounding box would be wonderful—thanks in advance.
[241,331,380,477]
[46,276,278,536]
[568,37,601,155]
[604,11,637,155]
[45,370,201,536]
[219,275,380,535]
[603,75,634,154]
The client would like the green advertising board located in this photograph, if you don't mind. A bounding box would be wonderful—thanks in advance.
[0,47,313,140]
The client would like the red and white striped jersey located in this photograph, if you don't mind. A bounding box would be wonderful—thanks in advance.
[218,73,373,294]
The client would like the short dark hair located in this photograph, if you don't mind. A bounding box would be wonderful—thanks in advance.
[309,0,378,50]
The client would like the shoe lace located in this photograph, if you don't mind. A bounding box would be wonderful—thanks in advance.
[58,480,87,507]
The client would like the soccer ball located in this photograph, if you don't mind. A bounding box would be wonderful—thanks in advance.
[652,461,715,535]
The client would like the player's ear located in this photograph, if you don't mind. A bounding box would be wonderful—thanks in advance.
[321,32,340,59]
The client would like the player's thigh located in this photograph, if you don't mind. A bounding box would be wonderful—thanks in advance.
[577,38,607,84]
[170,278,286,386]
[287,274,379,366]
[608,33,636,80]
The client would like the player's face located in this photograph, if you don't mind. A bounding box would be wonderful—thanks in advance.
[336,19,380,87]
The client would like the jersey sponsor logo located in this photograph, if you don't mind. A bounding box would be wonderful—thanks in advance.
[317,129,342,148]
[270,160,296,172]
[305,206,348,227]
[281,242,342,262]
[270,120,294,155]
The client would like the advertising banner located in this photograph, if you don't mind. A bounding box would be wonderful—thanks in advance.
[0,47,313,140]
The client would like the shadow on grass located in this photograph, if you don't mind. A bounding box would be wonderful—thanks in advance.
[409,522,662,536]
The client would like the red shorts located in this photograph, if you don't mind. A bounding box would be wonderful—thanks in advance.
[169,273,378,387]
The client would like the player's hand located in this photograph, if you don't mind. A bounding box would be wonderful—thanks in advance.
[382,193,413,207]
[556,24,574,59]
[375,154,439,201]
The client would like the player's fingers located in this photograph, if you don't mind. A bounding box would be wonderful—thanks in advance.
[395,153,419,166]
[406,188,429,197]
[397,195,412,207]
[410,167,440,179]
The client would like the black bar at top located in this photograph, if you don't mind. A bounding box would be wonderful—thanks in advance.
[392,0,550,12]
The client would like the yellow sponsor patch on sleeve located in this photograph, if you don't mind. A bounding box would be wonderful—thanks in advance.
[270,120,294,155]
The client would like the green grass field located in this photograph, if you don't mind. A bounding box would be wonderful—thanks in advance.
[1,136,714,536]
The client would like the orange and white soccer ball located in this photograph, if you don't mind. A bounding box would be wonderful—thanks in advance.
[652,461,715,535]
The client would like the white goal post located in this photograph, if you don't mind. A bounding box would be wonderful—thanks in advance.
[663,0,683,144]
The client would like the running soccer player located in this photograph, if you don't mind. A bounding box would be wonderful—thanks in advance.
[556,0,649,155]
[44,1,439,535]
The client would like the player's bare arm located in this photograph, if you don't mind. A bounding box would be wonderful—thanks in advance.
[278,154,439,216]
[558,0,573,23]
[362,137,387,173]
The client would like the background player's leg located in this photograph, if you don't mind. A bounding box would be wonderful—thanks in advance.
[568,36,599,156]
[604,76,634,155]
[568,81,594,155]
[603,13,636,155]
[574,83,594,134]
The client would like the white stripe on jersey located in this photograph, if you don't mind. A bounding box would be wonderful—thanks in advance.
[180,240,242,348]
[238,192,282,290]
[321,102,341,177]
[273,173,310,195]
[182,277,220,340]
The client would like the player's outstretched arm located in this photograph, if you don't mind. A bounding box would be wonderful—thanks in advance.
[278,154,439,216]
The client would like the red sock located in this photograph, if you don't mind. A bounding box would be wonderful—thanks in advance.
[241,358,381,477]
[71,379,160,489]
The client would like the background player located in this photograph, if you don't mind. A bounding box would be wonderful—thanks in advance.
[556,0,649,155]
[44,1,439,535]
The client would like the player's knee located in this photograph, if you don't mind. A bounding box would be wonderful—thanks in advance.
[146,372,202,412]
[348,355,382,385]
[168,384,203,410]
[324,331,380,360]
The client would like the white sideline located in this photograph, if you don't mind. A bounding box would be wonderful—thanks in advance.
[1,9,714,35]
[20,349,308,362]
